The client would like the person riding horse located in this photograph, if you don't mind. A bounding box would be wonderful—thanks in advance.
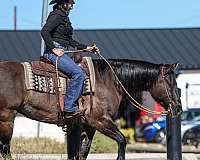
[41,0,100,121]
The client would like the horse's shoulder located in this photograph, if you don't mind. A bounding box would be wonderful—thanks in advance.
[0,62,23,87]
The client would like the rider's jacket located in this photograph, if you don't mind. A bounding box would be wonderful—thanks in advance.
[41,9,87,50]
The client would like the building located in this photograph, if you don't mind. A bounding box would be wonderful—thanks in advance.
[1,28,200,70]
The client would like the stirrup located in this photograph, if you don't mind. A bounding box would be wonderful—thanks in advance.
[62,124,72,134]
[64,111,80,119]
[64,109,86,119]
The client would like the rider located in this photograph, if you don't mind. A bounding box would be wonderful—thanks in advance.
[41,0,100,120]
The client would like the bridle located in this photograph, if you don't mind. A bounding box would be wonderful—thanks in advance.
[161,66,176,117]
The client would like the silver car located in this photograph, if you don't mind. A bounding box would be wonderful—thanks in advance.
[181,113,200,143]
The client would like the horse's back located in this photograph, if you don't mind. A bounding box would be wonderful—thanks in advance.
[0,61,24,75]
[0,61,25,109]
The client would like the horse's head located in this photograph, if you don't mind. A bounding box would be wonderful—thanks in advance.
[150,63,182,117]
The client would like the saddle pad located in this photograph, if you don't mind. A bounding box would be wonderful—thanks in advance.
[21,56,95,95]
[22,62,66,94]
[82,57,95,93]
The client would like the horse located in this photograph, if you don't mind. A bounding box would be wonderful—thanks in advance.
[0,58,182,160]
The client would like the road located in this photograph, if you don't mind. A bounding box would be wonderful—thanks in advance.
[12,153,199,160]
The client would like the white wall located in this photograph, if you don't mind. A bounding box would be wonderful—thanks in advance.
[177,70,200,111]
[13,117,66,143]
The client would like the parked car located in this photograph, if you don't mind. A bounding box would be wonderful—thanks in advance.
[181,108,200,122]
[181,109,200,146]
[139,108,200,144]
[142,119,166,144]
[181,115,200,147]
[182,123,200,148]
[182,115,200,134]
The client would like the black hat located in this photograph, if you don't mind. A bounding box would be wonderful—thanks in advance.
[49,0,75,5]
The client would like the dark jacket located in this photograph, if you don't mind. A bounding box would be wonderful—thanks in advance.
[41,9,87,50]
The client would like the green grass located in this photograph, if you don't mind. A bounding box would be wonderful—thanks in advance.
[11,131,118,154]
[90,132,117,153]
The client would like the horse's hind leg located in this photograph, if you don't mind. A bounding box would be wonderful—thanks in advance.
[79,125,96,160]
[0,121,14,160]
[92,117,126,160]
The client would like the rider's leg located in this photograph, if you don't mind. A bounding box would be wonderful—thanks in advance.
[43,52,84,118]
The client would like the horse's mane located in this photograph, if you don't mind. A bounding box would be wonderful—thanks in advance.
[93,59,162,94]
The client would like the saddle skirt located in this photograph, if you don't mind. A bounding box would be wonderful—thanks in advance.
[21,56,95,95]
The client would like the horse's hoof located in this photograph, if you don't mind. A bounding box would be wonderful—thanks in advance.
[117,156,125,160]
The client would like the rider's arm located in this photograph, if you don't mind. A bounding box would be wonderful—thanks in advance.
[68,34,87,50]
[69,36,100,53]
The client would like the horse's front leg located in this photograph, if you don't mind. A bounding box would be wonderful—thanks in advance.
[67,118,82,160]
[79,125,96,160]
[90,117,126,160]
[0,120,15,160]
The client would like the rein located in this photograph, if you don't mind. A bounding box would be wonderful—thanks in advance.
[98,53,169,116]
[55,49,171,116]
[161,67,175,117]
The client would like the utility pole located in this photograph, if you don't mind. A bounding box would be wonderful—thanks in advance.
[14,6,17,31]
[41,0,49,56]
[37,0,49,137]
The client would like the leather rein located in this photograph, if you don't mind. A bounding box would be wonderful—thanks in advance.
[98,53,169,116]
[55,48,175,116]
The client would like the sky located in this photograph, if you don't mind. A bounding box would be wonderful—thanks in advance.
[0,0,200,30]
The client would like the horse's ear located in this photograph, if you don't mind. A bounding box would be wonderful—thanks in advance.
[171,63,179,71]
[163,63,179,74]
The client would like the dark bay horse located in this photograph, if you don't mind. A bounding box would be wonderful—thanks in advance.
[0,59,182,160]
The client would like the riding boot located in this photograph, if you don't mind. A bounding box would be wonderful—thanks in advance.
[64,111,80,120]
[64,109,86,120]
[62,111,81,133]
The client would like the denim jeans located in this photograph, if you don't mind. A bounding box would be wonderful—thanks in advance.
[43,43,84,113]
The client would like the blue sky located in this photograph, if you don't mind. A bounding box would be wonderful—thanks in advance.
[0,0,200,30]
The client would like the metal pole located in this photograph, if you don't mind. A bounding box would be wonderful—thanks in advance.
[185,82,189,110]
[14,6,17,31]
[166,114,182,160]
[37,122,40,138]
[37,2,47,139]
[41,0,49,56]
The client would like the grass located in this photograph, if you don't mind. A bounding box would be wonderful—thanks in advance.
[11,131,118,154]
[90,131,118,153]
[11,137,66,154]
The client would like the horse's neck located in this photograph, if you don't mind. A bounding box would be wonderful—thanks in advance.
[94,59,159,95]
[112,68,156,93]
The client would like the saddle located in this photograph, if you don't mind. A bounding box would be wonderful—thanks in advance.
[22,55,95,127]
[32,57,68,78]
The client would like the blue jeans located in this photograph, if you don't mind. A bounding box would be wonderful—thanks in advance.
[43,44,84,113]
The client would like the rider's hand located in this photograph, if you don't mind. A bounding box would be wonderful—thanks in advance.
[52,48,64,57]
[86,45,100,54]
